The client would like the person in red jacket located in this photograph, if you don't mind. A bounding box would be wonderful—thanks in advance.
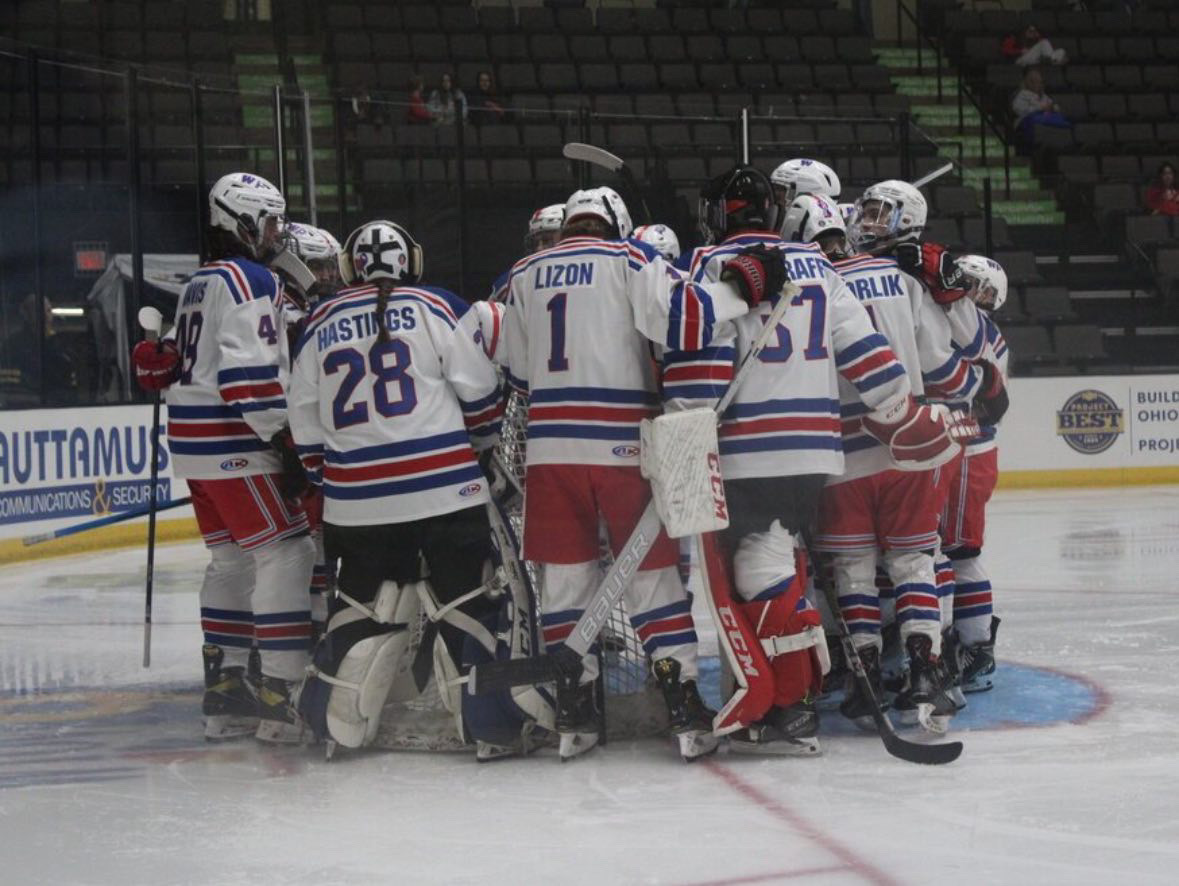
[406,74,431,125]
[1145,162,1179,217]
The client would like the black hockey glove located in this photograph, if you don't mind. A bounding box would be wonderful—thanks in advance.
[973,360,1009,425]
[721,244,787,308]
[270,427,311,504]
[894,241,967,304]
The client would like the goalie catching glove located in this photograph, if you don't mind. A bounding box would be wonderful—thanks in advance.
[894,241,966,305]
[862,396,970,470]
[721,244,788,307]
[131,338,180,391]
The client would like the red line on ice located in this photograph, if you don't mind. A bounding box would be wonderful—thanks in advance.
[673,865,847,886]
[702,760,900,886]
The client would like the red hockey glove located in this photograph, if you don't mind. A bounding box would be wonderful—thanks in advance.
[270,427,311,505]
[131,338,181,391]
[894,241,966,304]
[721,244,787,308]
[862,397,962,471]
[973,360,1009,425]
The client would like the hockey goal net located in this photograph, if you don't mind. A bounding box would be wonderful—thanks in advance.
[375,390,667,750]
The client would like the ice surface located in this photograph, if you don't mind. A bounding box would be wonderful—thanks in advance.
[3,487,1179,885]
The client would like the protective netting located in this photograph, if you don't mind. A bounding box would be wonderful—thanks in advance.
[375,388,666,751]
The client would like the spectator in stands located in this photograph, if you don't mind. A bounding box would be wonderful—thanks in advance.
[1012,66,1070,150]
[406,75,431,125]
[1146,163,1179,217]
[427,72,467,126]
[1002,24,1067,67]
[467,70,506,126]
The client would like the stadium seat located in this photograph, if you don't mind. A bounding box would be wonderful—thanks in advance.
[1023,287,1078,324]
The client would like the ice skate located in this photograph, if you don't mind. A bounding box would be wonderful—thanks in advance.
[957,616,999,694]
[476,723,548,762]
[894,635,956,735]
[729,699,821,757]
[201,644,259,741]
[839,644,888,732]
[555,678,600,762]
[652,658,718,762]
[255,675,310,745]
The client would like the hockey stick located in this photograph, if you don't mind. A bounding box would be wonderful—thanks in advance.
[562,142,652,224]
[22,496,192,546]
[469,282,799,695]
[911,162,954,190]
[800,528,963,765]
[138,306,165,669]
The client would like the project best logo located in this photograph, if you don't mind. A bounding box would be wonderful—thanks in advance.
[1056,389,1124,454]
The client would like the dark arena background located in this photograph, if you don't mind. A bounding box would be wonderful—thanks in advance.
[2,2,1179,885]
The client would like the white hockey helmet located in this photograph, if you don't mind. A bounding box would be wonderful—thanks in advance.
[837,202,856,225]
[848,179,927,254]
[286,222,341,265]
[632,223,682,262]
[524,203,565,252]
[208,172,286,261]
[339,220,423,286]
[781,194,848,260]
[770,158,842,209]
[955,254,1008,311]
[563,186,633,239]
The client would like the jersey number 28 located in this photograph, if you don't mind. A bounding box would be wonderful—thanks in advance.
[324,340,417,429]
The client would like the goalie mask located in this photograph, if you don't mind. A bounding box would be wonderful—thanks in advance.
[770,158,842,210]
[780,194,848,260]
[633,223,682,262]
[955,254,1008,311]
[208,172,287,262]
[698,164,779,245]
[563,186,633,239]
[524,203,565,253]
[340,220,423,286]
[847,180,927,255]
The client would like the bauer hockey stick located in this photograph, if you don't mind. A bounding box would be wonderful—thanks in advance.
[469,281,799,695]
[138,306,164,668]
[22,496,192,546]
[801,528,963,765]
[562,142,652,223]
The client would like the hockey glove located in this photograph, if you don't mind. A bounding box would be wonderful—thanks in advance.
[894,241,967,305]
[270,427,311,504]
[862,397,962,471]
[973,360,1009,425]
[131,338,181,391]
[721,244,787,308]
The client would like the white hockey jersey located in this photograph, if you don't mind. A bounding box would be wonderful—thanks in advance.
[459,299,506,365]
[502,235,748,467]
[682,233,911,480]
[957,304,1008,454]
[288,283,503,526]
[165,257,287,479]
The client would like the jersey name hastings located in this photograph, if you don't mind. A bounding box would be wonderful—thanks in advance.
[315,305,417,351]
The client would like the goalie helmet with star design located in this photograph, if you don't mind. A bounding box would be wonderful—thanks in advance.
[339,220,423,286]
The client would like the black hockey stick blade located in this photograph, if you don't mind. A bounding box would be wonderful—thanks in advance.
[884,730,963,765]
[468,653,559,695]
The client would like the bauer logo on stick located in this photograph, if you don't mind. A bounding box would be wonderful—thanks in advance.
[1056,390,1124,454]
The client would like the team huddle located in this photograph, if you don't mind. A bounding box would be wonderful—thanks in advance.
[131,157,1009,762]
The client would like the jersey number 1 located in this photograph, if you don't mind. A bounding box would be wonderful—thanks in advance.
[546,292,569,372]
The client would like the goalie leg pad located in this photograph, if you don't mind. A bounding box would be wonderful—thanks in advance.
[299,579,419,749]
[640,408,728,538]
[883,548,942,656]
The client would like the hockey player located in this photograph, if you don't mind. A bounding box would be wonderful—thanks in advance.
[288,220,510,754]
[633,223,682,263]
[131,172,316,744]
[789,194,973,735]
[681,166,960,753]
[939,255,1010,697]
[769,158,842,221]
[501,185,777,761]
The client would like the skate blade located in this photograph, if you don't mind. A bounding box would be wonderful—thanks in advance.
[962,675,994,694]
[204,715,259,741]
[476,741,522,762]
[558,731,599,761]
[728,736,821,757]
[676,729,719,762]
[255,718,310,745]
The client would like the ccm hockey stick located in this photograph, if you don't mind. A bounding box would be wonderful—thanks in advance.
[801,528,963,765]
[562,142,652,223]
[469,281,799,695]
[22,496,192,546]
